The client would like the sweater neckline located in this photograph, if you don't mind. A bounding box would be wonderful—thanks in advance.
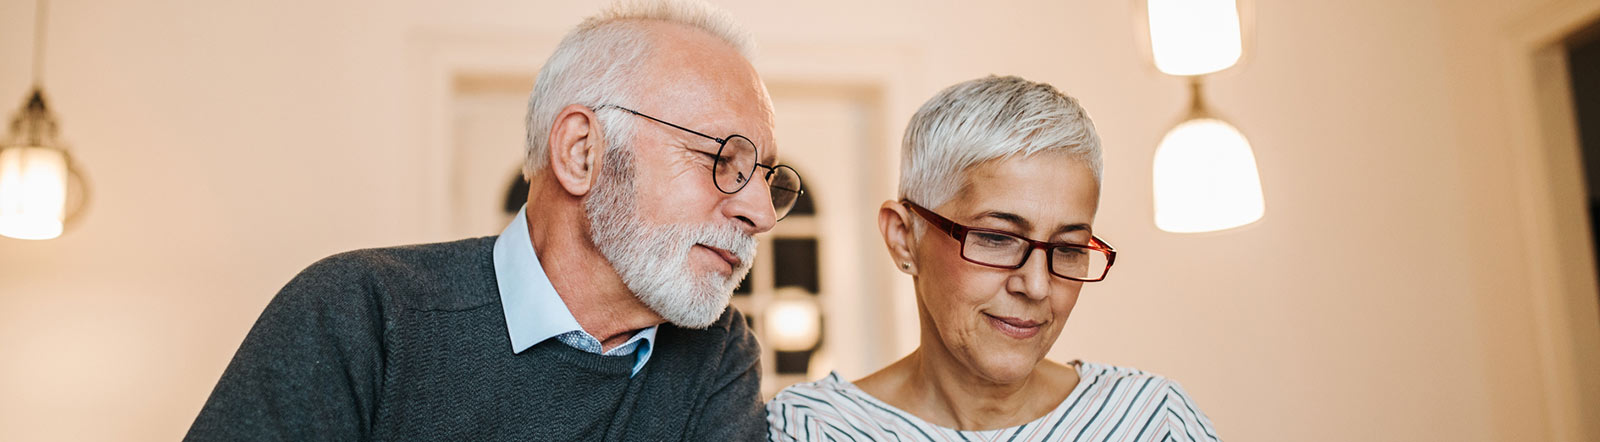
[524,339,640,377]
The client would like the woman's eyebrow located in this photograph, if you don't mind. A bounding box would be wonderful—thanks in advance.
[977,211,1031,230]
[1057,223,1090,233]
[1053,224,1092,238]
[978,211,1092,237]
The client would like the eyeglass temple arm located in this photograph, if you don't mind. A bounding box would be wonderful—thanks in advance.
[900,200,961,239]
[595,104,725,144]
[1089,236,1115,253]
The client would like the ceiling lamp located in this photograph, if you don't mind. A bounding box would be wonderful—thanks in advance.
[1,0,88,240]
[1153,81,1264,233]
[1146,0,1244,76]
[1143,0,1263,233]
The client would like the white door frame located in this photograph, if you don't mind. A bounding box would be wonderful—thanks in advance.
[1499,1,1600,440]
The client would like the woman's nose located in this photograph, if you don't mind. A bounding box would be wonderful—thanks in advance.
[1007,247,1053,301]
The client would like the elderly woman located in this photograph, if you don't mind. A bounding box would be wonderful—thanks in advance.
[767,76,1219,441]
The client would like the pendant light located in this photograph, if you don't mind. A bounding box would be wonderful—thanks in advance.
[1153,80,1264,233]
[1,0,88,240]
[1146,0,1244,76]
[1142,0,1263,233]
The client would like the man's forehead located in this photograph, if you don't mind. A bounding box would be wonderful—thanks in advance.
[622,21,777,155]
[634,69,776,157]
[692,106,779,162]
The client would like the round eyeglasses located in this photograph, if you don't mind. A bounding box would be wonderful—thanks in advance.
[902,199,1116,282]
[597,105,804,220]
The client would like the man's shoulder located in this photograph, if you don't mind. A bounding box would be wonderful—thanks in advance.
[323,235,494,265]
[654,306,760,371]
[288,236,500,311]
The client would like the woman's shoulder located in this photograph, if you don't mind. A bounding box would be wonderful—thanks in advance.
[767,372,911,440]
[1070,360,1220,439]
[1071,360,1201,398]
[1073,360,1180,385]
[1068,360,1216,425]
[766,372,866,414]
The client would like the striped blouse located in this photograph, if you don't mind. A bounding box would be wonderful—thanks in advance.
[766,361,1220,442]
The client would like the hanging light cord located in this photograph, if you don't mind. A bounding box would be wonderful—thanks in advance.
[32,0,49,87]
[1186,76,1212,119]
[14,0,56,149]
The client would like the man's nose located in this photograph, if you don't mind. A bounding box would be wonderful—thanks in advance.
[723,177,777,234]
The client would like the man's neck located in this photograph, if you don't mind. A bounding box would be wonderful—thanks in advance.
[524,208,665,350]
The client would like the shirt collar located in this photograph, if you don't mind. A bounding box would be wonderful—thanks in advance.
[494,206,658,367]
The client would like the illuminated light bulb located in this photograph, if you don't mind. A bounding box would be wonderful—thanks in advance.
[1153,117,1264,233]
[765,294,821,352]
[1146,0,1243,76]
[0,146,68,240]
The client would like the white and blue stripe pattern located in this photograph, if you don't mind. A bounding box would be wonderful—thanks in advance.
[767,361,1220,441]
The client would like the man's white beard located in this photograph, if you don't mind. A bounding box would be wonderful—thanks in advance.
[584,145,756,329]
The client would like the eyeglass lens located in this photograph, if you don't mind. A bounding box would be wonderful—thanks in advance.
[713,135,803,219]
[959,230,1110,280]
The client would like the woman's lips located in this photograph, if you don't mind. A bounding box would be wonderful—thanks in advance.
[984,313,1043,339]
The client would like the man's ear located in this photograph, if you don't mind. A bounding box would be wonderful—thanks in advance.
[878,200,918,275]
[547,104,608,197]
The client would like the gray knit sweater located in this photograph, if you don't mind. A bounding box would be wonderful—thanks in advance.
[185,237,766,441]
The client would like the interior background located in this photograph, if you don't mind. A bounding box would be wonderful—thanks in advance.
[1,0,1598,440]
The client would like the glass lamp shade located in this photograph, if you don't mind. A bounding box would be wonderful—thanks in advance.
[764,293,821,352]
[1153,117,1264,233]
[1146,0,1243,76]
[0,145,69,240]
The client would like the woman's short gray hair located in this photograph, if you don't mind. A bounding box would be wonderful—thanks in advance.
[522,0,752,179]
[898,75,1102,209]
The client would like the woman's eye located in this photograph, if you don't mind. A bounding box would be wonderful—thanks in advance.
[972,232,1019,247]
[1053,247,1090,261]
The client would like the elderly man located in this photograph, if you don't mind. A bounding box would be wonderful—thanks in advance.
[185,1,802,440]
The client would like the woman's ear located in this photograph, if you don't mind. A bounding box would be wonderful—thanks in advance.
[547,104,607,197]
[878,200,918,275]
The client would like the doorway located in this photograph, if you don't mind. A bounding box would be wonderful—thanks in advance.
[1570,23,1600,298]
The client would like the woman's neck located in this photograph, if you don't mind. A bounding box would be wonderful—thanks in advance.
[863,345,1077,431]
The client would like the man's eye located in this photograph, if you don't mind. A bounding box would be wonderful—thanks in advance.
[695,150,722,165]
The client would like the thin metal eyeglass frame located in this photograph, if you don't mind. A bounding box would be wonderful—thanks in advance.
[594,104,801,197]
[901,199,1117,282]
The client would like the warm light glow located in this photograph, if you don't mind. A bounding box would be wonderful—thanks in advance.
[764,295,821,352]
[1153,118,1264,233]
[1147,0,1243,76]
[0,146,69,240]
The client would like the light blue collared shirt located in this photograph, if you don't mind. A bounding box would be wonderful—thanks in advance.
[494,205,657,376]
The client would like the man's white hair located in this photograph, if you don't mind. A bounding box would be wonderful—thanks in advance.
[898,75,1103,209]
[522,0,753,180]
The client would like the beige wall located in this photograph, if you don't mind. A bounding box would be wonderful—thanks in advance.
[0,0,1596,440]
